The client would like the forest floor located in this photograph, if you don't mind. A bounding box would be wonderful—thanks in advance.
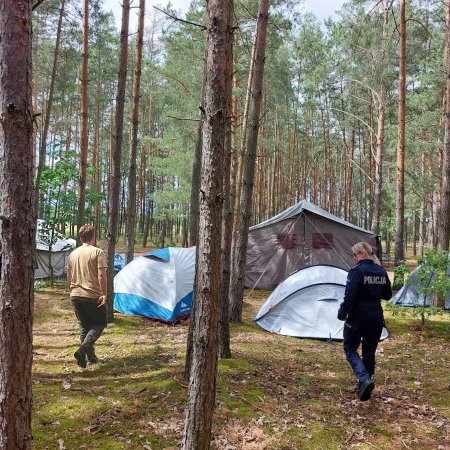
[32,283,449,450]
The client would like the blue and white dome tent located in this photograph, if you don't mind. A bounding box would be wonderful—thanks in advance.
[113,247,196,323]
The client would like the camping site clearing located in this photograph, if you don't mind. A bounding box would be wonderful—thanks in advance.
[33,283,449,450]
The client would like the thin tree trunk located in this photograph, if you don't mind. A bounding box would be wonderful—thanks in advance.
[229,0,270,323]
[438,2,450,252]
[232,31,258,245]
[0,1,34,448]
[34,0,66,216]
[189,119,203,246]
[182,0,231,446]
[394,0,406,269]
[125,0,145,264]
[76,0,89,244]
[418,153,426,257]
[218,12,234,360]
[92,103,101,242]
[371,89,385,235]
[345,129,355,222]
[105,0,130,322]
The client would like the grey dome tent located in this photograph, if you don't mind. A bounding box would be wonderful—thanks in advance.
[390,264,450,310]
[254,264,389,340]
[245,200,380,290]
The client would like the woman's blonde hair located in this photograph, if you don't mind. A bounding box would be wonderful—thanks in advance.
[352,242,381,265]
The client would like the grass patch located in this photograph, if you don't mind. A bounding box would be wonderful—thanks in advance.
[31,287,450,449]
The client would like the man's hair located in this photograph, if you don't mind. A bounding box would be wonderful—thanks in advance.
[79,224,95,243]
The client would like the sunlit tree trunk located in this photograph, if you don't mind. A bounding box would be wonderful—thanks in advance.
[106,0,130,321]
[438,2,450,252]
[76,0,89,244]
[125,0,145,264]
[229,0,270,323]
[371,88,385,235]
[0,1,35,448]
[34,0,65,217]
[219,13,234,360]
[232,31,257,246]
[182,0,231,446]
[394,0,406,270]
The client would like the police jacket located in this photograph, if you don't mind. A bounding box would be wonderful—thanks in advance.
[337,259,392,322]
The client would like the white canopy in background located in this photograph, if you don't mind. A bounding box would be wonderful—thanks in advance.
[35,221,75,279]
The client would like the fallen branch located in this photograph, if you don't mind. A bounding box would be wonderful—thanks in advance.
[343,429,356,445]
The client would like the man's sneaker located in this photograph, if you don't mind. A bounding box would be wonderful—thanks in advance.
[358,379,375,401]
[86,347,98,364]
[74,347,87,369]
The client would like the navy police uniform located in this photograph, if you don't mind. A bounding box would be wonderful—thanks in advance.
[337,259,392,391]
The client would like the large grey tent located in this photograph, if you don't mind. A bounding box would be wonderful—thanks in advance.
[254,264,389,340]
[245,200,380,290]
[390,264,450,309]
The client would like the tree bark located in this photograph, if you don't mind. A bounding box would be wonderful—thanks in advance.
[0,1,35,448]
[105,0,130,321]
[182,0,231,447]
[232,31,258,246]
[125,0,145,264]
[394,0,406,269]
[438,2,450,252]
[229,0,270,323]
[34,0,66,217]
[76,0,89,244]
[219,10,234,360]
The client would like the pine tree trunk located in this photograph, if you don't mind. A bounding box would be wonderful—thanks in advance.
[0,1,34,448]
[232,31,257,246]
[219,15,234,360]
[76,0,89,243]
[92,103,101,241]
[182,0,231,446]
[34,0,66,216]
[105,0,130,322]
[394,0,406,268]
[189,119,203,246]
[371,89,385,235]
[229,0,270,323]
[125,0,145,264]
[438,2,450,251]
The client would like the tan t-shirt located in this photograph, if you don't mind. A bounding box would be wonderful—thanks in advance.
[68,244,107,299]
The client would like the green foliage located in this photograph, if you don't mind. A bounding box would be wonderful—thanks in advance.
[393,260,409,288]
[416,249,450,300]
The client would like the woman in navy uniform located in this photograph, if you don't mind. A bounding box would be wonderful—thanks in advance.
[337,242,392,401]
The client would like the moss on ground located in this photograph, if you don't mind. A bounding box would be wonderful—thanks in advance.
[31,285,450,449]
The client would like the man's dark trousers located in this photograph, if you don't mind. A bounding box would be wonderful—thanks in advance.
[71,296,106,355]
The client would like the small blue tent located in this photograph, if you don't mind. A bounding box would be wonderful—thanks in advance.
[114,253,125,274]
[113,247,195,322]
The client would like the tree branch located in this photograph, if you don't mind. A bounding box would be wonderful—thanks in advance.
[32,0,46,11]
[167,115,199,122]
[153,6,206,30]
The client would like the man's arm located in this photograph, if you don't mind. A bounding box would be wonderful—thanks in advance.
[97,267,107,307]
[67,265,72,287]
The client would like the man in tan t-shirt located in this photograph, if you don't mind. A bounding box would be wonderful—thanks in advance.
[67,224,107,368]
